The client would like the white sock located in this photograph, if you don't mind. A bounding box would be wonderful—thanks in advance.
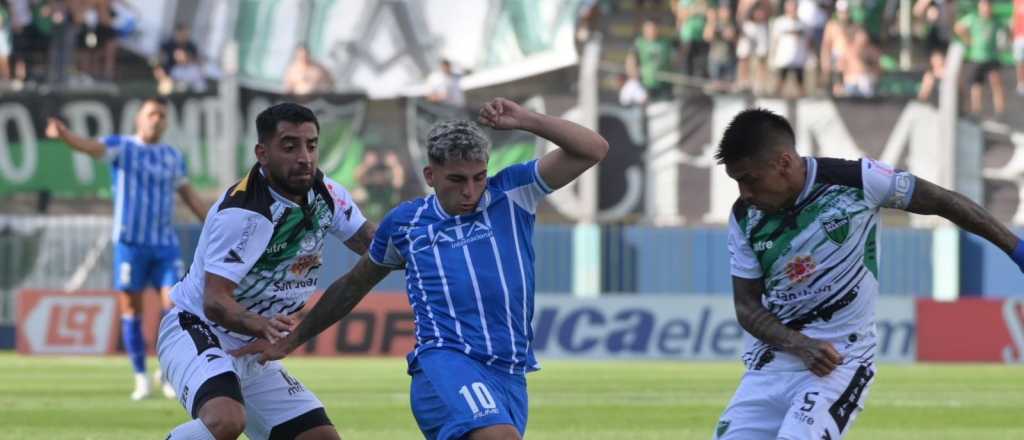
[167,419,215,440]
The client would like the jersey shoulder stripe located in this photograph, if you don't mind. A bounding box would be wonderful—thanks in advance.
[219,163,274,220]
[814,157,863,189]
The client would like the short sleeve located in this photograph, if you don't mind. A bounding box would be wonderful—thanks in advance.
[101,135,126,164]
[860,158,916,210]
[323,178,367,242]
[489,160,552,214]
[368,209,405,269]
[203,209,274,284]
[729,212,763,279]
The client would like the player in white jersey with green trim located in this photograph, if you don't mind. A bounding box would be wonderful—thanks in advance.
[712,109,1024,440]
[158,103,376,440]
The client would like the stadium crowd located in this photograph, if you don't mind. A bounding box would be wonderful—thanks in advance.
[604,0,1024,118]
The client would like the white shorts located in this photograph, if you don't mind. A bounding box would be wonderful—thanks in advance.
[713,361,875,440]
[157,308,327,440]
[1014,38,1024,63]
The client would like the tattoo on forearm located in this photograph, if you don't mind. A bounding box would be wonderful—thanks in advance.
[345,222,377,255]
[292,258,388,349]
[737,299,801,350]
[907,179,1017,253]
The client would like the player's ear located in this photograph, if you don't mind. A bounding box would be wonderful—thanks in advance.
[423,165,435,188]
[255,143,268,165]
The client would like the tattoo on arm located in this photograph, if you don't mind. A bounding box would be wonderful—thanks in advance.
[290,255,391,350]
[344,222,377,255]
[733,276,806,352]
[203,277,265,337]
[905,178,1018,253]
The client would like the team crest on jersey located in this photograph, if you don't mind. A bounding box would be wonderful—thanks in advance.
[290,254,322,276]
[785,255,817,284]
[821,213,851,245]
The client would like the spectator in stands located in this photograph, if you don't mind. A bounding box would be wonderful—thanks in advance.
[914,0,950,102]
[771,0,809,97]
[76,0,117,81]
[426,58,465,107]
[619,51,649,105]
[7,0,33,87]
[1014,0,1024,95]
[153,23,198,90]
[841,26,881,97]
[354,150,406,222]
[46,0,80,87]
[704,2,737,92]
[821,0,855,95]
[634,19,673,98]
[283,44,335,96]
[168,47,206,93]
[955,0,1005,116]
[1,3,11,82]
[798,0,830,54]
[736,0,771,93]
[674,0,709,78]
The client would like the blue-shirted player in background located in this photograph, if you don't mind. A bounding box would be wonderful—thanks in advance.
[232,97,609,439]
[46,98,208,401]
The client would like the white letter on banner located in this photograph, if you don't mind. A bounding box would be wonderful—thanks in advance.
[0,103,38,183]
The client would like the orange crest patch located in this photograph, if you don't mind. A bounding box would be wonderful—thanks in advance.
[784,255,816,284]
[290,254,322,276]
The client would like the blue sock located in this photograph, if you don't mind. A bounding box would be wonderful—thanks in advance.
[122,316,146,374]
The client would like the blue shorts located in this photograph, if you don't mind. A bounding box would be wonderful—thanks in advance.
[113,242,183,293]
[409,349,528,440]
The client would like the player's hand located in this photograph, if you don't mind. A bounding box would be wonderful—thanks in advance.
[227,338,293,364]
[478,97,533,131]
[228,339,271,358]
[261,314,296,343]
[793,337,843,377]
[45,117,67,139]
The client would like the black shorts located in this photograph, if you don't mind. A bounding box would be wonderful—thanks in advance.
[968,61,1000,85]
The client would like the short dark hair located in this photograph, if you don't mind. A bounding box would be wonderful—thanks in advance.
[142,97,169,107]
[256,102,319,143]
[714,108,795,165]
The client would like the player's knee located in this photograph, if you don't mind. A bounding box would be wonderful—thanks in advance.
[199,398,246,439]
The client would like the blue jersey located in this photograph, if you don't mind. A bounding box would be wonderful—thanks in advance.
[370,160,552,375]
[103,135,188,247]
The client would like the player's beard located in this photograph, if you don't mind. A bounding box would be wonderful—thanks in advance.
[269,167,314,198]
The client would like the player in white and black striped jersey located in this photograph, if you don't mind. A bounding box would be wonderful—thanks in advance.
[712,108,1024,440]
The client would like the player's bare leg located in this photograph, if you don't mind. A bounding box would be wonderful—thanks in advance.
[294,425,342,440]
[166,396,246,440]
[119,290,150,400]
[989,69,1005,115]
[467,424,522,440]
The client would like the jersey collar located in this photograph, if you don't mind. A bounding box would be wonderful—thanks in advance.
[793,157,817,206]
[430,190,492,219]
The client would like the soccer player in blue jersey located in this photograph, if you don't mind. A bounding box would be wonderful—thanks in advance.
[233,97,609,439]
[46,98,208,400]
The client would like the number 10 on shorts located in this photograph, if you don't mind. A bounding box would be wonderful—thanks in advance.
[459,382,498,416]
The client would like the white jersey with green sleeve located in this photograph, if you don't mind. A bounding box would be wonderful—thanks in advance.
[728,157,915,372]
[170,164,366,344]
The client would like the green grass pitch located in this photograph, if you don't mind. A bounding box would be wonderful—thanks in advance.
[1,353,1021,439]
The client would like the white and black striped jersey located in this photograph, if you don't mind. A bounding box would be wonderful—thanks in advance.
[728,157,915,371]
[170,163,366,343]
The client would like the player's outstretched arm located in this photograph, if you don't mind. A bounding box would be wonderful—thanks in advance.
[903,177,1024,271]
[204,272,295,340]
[249,255,392,363]
[343,222,378,255]
[44,117,107,159]
[177,183,208,222]
[478,97,609,190]
[733,276,843,377]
